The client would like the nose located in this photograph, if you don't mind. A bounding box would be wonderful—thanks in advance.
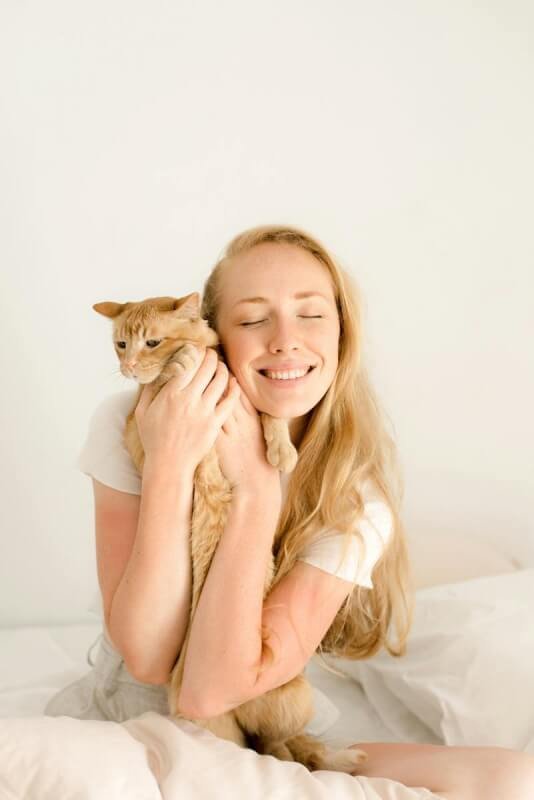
[124,360,136,369]
[268,317,301,354]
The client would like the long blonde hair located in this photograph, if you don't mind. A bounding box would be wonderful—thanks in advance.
[201,224,414,669]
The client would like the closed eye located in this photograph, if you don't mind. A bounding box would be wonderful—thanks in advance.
[240,316,323,327]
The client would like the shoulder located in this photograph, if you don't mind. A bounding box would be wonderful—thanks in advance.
[297,478,394,587]
[89,388,138,424]
[359,478,394,545]
[77,388,142,495]
[86,389,139,435]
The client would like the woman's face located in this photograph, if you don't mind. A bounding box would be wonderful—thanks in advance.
[216,242,341,441]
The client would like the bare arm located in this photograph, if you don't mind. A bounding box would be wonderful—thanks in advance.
[177,477,355,718]
[100,348,239,685]
[98,458,195,684]
[178,479,281,715]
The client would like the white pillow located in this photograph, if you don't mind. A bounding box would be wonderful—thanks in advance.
[0,716,161,800]
[407,531,519,589]
[327,569,534,752]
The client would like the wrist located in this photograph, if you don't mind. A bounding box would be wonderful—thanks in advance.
[142,456,196,488]
[231,472,282,504]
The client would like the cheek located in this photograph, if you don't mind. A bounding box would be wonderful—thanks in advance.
[331,344,340,369]
[323,341,340,379]
[220,336,249,376]
[328,326,341,363]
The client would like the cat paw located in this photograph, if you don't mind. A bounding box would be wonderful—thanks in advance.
[162,344,202,388]
[346,744,370,775]
[162,361,190,389]
[266,439,298,474]
[175,343,202,369]
[323,745,368,774]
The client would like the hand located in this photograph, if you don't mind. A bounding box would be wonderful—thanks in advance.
[134,348,241,473]
[214,374,280,496]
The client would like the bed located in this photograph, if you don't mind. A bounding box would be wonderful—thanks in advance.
[1,533,532,800]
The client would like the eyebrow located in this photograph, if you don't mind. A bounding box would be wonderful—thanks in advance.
[232,291,330,309]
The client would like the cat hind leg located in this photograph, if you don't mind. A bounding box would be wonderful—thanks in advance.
[283,733,368,774]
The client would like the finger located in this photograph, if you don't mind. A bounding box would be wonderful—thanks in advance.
[220,369,235,399]
[221,396,239,431]
[214,380,241,424]
[239,389,257,414]
[222,413,238,437]
[188,348,219,397]
[203,360,229,407]
[135,382,157,415]
[229,388,252,422]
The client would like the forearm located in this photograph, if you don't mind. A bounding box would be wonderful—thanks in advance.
[178,482,281,716]
[108,460,194,684]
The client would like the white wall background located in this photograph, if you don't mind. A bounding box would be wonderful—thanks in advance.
[1,1,532,625]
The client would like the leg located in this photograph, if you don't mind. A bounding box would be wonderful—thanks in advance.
[349,741,534,800]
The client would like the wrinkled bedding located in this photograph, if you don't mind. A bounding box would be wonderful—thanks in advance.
[3,569,533,799]
[0,624,440,799]
[0,712,442,799]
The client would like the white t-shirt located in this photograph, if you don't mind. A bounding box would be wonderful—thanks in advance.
[77,390,393,591]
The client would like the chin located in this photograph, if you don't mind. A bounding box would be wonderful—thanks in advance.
[256,399,317,418]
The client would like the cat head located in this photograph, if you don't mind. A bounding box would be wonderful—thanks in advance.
[93,292,219,384]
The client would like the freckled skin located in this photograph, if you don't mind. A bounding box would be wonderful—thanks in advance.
[215,243,340,446]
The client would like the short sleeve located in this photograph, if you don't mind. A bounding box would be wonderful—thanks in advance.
[76,389,142,495]
[297,482,394,588]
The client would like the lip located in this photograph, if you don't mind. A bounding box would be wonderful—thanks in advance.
[257,365,316,389]
[257,362,315,371]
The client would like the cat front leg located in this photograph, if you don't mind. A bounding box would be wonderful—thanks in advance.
[159,343,204,389]
[260,414,298,474]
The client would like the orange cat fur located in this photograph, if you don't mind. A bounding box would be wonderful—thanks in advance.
[93,292,367,774]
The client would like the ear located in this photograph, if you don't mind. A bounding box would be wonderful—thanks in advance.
[92,302,126,318]
[173,292,201,318]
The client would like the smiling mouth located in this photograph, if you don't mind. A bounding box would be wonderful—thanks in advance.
[257,365,316,380]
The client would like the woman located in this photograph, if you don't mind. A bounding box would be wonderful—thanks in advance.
[47,224,534,799]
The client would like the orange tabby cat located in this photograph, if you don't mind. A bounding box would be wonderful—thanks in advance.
[93,292,367,774]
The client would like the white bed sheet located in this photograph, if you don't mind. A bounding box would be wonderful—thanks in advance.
[0,622,443,800]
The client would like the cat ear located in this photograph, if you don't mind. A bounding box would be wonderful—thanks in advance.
[173,292,201,319]
[92,302,126,318]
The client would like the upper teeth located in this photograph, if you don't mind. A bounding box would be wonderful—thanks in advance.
[264,367,309,380]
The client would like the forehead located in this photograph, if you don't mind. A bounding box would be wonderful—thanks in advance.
[220,243,336,310]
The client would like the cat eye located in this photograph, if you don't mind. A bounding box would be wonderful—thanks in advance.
[116,339,162,348]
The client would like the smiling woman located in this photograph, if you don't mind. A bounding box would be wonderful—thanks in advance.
[193,224,534,798]
[43,222,534,798]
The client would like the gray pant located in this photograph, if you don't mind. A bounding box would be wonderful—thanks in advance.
[44,630,170,722]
